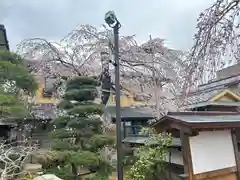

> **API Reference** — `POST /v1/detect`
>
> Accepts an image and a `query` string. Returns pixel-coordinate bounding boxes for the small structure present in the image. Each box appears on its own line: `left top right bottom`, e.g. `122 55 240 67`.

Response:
0 122 15 140
152 111 240 180
104 105 154 145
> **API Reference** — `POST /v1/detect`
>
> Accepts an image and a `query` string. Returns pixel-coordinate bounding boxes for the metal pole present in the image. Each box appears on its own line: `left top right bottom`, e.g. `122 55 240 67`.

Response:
114 22 123 180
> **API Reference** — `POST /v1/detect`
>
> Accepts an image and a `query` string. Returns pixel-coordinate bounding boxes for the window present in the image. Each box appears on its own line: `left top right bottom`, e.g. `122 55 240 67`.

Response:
124 124 145 137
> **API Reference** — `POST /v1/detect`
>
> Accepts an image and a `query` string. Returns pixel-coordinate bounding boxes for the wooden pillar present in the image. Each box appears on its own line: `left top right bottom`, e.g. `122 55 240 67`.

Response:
123 121 126 138
231 129 240 179
180 130 194 180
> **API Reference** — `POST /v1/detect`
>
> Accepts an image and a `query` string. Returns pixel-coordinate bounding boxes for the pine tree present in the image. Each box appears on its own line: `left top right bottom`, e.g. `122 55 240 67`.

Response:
0 50 37 120
0 50 37 94
47 76 115 179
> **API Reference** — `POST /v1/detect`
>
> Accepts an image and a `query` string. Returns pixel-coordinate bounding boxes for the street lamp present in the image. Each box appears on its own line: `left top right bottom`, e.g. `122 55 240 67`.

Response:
104 11 123 180
0 24 10 51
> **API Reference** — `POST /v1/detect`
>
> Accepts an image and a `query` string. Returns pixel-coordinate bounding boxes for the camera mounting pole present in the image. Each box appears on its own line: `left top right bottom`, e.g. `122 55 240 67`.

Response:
104 11 123 180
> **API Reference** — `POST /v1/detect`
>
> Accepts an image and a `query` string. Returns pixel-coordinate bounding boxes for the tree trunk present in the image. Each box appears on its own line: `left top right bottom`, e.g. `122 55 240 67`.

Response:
153 164 162 180
71 163 78 179
72 136 82 179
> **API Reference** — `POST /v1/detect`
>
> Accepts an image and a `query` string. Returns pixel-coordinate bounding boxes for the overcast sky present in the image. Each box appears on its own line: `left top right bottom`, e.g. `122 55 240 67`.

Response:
1 0 213 51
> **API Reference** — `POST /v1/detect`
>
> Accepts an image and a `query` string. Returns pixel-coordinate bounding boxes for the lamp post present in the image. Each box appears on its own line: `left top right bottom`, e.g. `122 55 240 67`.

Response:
104 11 123 180
0 24 10 51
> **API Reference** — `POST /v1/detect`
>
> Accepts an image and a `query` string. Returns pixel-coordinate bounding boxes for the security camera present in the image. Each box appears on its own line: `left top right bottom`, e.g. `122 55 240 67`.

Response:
104 11 118 27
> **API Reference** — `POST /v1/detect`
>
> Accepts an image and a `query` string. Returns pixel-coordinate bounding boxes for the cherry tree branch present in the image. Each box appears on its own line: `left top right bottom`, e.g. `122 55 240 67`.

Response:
185 0 240 93
17 24 187 110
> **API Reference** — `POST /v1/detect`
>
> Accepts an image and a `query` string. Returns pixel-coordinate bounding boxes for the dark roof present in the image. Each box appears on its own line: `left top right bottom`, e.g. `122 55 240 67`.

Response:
199 73 240 89
216 63 240 80
0 25 9 51
185 87 224 105
183 101 240 110
122 136 181 147
122 136 148 144
168 114 240 124
152 111 240 130
0 119 17 126
105 105 155 122
184 74 240 106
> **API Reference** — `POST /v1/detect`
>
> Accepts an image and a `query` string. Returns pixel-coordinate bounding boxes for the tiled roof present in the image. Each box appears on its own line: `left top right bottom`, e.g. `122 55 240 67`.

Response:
168 114 240 123
185 88 224 105
0 24 9 51
152 112 240 129
105 106 155 121
122 136 148 144
183 101 240 109
122 136 181 146
184 74 240 105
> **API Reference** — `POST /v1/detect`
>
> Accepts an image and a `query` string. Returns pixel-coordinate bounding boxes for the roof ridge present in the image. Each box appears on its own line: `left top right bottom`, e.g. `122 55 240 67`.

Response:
188 86 224 96
167 111 240 116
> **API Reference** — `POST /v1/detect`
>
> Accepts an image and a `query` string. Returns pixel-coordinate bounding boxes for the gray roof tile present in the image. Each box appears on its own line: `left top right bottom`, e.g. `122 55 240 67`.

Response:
122 136 181 147
0 24 9 50
185 88 224 105
183 101 240 109
105 106 155 121
168 114 240 123
184 75 240 105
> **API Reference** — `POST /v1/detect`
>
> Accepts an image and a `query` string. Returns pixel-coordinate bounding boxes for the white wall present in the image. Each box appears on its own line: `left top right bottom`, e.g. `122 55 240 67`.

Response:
189 130 236 174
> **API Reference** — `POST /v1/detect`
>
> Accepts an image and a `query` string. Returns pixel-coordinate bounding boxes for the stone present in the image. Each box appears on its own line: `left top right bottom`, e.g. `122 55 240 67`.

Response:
24 163 42 172
34 174 62 180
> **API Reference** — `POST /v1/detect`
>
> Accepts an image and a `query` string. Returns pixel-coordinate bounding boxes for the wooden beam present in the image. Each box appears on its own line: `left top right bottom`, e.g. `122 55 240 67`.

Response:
154 120 199 138
153 121 170 133
171 123 199 137
170 123 192 135
180 130 194 180
191 123 240 130
231 130 240 179
194 166 237 180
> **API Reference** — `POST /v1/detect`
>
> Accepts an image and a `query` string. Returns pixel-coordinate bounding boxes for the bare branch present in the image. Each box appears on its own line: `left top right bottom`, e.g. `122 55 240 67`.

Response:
0 140 38 180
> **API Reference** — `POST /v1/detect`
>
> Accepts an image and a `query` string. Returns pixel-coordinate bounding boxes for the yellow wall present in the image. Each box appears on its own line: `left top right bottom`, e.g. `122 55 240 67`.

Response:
217 96 236 102
33 76 56 104
107 92 144 107
33 75 145 106
210 89 240 102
